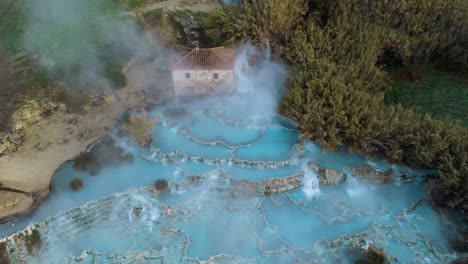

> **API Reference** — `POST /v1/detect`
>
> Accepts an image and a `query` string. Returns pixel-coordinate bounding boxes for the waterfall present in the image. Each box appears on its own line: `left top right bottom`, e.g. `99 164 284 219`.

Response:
126 194 160 233
345 175 367 198
302 162 320 198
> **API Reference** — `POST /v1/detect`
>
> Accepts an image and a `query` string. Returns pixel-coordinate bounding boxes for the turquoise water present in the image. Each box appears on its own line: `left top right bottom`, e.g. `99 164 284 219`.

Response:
0 49 462 263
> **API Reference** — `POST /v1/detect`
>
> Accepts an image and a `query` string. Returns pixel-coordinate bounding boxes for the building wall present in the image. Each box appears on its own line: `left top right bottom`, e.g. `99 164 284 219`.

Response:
172 69 235 96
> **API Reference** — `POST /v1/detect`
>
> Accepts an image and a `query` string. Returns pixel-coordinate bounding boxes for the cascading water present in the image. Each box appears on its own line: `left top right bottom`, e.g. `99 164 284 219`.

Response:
126 194 160 232
0 45 461 264
302 162 321 198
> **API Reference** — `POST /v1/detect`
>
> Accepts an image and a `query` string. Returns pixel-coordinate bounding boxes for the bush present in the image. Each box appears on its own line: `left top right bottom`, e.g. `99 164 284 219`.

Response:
203 0 307 54
122 114 158 147
73 136 133 175
154 179 169 192
204 0 468 210
73 152 101 176
70 178 84 191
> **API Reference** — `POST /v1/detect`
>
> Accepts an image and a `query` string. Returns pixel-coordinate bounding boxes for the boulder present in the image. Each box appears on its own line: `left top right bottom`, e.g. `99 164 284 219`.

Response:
11 99 59 131
350 165 393 183
356 244 389 264
0 132 24 156
308 162 347 185
256 173 304 195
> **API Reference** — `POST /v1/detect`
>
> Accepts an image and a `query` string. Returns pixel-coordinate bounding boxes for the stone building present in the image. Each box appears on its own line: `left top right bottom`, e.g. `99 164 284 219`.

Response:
170 47 235 96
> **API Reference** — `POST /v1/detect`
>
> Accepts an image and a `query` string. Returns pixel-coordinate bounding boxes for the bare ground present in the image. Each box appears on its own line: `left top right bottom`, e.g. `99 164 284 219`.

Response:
0 40 171 220
0 99 121 220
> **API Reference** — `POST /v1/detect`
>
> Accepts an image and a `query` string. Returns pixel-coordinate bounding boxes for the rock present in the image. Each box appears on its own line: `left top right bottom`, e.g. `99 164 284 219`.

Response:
356 244 389 264
349 165 393 183
91 97 106 108
11 99 58 132
133 206 142 217
188 175 204 186
103 94 114 104
0 239 9 264
58 103 67 112
65 115 80 125
0 132 23 156
39 101 57 116
255 173 304 195
229 173 304 196
0 141 7 156
308 162 347 185
453 258 468 264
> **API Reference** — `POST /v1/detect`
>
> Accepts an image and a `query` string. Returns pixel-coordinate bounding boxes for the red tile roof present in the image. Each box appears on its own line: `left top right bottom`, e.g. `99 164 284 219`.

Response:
171 47 235 70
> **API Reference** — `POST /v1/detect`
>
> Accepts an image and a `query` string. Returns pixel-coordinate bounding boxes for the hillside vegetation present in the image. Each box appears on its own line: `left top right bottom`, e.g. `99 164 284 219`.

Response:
203 0 468 211
386 66 468 126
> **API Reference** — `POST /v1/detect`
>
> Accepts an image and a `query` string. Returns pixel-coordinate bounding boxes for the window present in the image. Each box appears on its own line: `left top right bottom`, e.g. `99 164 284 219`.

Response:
185 73 190 78
213 73 219 79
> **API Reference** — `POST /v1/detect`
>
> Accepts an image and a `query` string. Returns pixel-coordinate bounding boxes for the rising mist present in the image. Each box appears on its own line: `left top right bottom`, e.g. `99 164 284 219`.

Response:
22 0 164 91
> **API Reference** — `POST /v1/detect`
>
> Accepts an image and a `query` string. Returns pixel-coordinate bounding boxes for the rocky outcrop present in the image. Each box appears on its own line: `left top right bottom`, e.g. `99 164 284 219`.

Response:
168 171 304 197
0 93 121 220
356 244 389 264
349 165 393 184
0 99 66 157
254 173 304 195
310 162 397 185
0 132 24 157
0 225 42 263
308 162 347 185
188 173 305 196
11 99 64 132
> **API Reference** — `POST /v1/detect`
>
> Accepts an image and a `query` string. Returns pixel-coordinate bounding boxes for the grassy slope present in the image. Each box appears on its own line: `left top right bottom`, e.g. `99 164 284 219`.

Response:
0 0 25 53
0 0 125 122
386 67 468 126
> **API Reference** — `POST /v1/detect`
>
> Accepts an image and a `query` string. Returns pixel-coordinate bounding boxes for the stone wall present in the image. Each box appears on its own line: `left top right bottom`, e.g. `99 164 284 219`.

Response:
172 69 234 96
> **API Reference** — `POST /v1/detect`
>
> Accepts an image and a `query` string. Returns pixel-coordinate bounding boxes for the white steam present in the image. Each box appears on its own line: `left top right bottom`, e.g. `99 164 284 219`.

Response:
22 0 164 90
232 44 288 120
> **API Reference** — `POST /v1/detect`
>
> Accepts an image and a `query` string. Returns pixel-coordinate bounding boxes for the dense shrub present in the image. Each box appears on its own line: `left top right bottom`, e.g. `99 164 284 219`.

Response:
204 0 307 54
203 0 468 210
